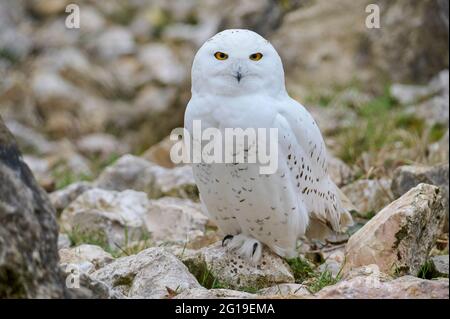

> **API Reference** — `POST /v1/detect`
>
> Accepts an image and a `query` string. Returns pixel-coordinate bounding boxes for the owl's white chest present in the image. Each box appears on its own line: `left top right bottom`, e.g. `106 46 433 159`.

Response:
186 94 305 257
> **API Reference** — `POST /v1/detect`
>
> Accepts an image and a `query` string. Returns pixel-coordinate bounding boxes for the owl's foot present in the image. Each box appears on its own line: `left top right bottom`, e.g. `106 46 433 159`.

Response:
222 234 234 247
223 234 262 264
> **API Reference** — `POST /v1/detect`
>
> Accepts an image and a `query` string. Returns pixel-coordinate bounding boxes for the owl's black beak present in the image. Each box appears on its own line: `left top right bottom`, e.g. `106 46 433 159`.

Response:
235 71 242 83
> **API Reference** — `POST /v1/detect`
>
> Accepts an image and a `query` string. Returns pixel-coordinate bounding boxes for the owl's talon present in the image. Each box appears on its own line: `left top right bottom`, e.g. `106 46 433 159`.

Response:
222 234 234 247
252 242 258 256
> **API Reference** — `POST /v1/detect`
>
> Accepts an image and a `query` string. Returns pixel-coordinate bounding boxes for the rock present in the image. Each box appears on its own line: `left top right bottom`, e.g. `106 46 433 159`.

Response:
430 255 449 278
60 188 149 248
141 136 178 168
22 155 53 190
27 0 69 16
94 155 158 194
428 130 449 164
95 155 198 200
91 248 201 298
90 26 136 60
76 133 129 159
272 0 448 93
59 244 114 274
341 178 392 217
344 184 446 276
77 6 105 34
58 233 71 250
5 120 57 155
50 181 93 214
152 165 198 200
138 43 186 85
60 264 122 299
318 250 345 278
316 265 448 299
408 70 449 126
327 155 354 187
145 197 208 244
391 164 449 231
368 1 449 84
309 105 358 137
0 1 32 63
31 70 80 112
174 288 256 299
391 84 434 105
0 117 67 298
183 242 294 290
258 284 311 297
134 85 177 115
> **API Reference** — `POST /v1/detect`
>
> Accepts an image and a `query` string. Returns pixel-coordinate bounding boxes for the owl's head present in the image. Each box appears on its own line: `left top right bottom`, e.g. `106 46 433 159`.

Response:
191 29 286 97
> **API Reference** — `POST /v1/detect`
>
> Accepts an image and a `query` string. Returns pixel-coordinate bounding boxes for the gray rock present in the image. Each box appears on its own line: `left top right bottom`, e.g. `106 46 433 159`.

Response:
391 164 449 231
145 197 208 244
59 244 114 274
138 43 186 85
58 233 71 250
428 130 449 164
258 283 311 297
182 242 294 290
60 188 149 248
342 178 392 217
316 265 448 299
0 117 68 298
409 70 449 126
76 133 129 159
327 155 354 187
316 249 346 279
91 248 201 298
174 288 256 299
60 264 122 299
430 255 449 278
94 155 157 194
90 26 136 60
344 184 446 276
391 83 433 105
50 181 93 214
95 155 198 200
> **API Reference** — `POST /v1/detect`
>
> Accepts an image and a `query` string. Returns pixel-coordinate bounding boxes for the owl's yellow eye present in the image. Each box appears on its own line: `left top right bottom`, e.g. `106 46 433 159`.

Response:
214 52 228 60
249 53 263 61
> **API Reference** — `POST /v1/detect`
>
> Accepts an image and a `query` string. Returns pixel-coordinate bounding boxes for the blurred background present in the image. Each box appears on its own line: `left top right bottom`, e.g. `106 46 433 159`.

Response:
0 0 448 193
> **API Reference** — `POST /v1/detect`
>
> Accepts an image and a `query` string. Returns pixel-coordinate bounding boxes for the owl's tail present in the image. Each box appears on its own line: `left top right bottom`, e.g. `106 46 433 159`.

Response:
304 184 355 241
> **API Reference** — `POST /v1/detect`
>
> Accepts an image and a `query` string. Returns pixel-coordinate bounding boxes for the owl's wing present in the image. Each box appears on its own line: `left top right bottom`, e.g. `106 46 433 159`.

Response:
274 97 353 239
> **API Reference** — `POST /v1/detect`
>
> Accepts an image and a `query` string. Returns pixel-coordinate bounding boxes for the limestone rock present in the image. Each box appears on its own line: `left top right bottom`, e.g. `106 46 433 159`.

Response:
430 255 449 278
58 233 71 250
145 197 208 244
90 26 136 60
59 244 114 273
91 248 201 298
258 284 311 297
344 184 446 276
391 164 449 231
94 155 157 194
50 181 93 214
0 117 67 298
60 188 149 248
183 242 294 290
316 265 449 299
141 136 178 168
342 178 392 217
174 288 256 299
327 155 354 187
76 133 129 159
95 155 198 200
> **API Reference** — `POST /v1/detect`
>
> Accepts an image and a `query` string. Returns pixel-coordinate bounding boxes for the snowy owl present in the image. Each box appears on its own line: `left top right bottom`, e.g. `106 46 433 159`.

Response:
184 29 353 263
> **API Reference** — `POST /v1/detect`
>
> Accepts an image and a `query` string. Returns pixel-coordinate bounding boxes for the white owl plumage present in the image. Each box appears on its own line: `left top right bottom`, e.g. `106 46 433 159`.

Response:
184 29 353 263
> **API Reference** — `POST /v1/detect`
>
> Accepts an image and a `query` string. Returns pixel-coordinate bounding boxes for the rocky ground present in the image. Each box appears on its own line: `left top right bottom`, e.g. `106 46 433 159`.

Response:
0 0 449 299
